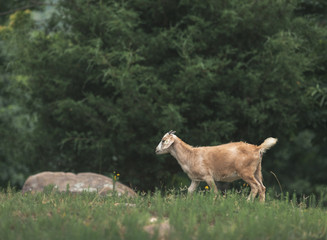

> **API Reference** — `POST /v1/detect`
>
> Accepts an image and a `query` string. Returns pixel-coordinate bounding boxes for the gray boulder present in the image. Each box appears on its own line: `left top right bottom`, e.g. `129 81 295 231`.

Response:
22 171 137 197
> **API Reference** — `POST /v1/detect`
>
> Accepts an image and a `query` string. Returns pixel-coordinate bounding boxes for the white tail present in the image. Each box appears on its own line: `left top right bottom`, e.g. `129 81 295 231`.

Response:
259 137 278 153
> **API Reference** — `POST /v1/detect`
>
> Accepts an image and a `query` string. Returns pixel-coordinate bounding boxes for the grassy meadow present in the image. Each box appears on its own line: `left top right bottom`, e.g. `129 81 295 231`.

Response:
0 187 326 240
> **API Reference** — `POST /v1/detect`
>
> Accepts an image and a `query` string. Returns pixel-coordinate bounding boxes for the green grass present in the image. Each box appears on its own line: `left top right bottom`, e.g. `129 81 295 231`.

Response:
0 188 326 240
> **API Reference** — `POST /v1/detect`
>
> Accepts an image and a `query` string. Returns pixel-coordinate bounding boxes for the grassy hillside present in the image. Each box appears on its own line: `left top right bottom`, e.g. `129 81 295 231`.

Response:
0 188 326 240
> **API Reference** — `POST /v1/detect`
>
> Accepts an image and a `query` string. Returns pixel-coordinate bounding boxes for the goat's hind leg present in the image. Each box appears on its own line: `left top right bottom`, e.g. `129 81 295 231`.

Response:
254 162 266 202
242 175 261 201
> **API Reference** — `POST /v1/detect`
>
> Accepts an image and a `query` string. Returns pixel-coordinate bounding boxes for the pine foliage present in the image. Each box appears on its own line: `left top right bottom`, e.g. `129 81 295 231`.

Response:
0 0 327 191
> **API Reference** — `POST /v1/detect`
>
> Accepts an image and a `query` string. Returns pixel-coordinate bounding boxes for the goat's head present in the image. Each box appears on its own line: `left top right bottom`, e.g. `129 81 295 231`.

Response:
155 130 176 154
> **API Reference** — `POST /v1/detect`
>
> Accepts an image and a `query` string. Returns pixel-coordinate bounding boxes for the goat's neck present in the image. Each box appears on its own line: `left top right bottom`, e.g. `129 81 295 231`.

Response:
170 137 194 166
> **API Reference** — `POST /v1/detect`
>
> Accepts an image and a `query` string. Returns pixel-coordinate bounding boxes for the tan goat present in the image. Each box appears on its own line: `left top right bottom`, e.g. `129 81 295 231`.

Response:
155 130 277 202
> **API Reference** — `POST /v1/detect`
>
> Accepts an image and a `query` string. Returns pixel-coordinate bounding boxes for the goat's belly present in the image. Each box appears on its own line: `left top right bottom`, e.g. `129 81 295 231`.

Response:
216 172 240 182
181 165 206 181
187 172 206 181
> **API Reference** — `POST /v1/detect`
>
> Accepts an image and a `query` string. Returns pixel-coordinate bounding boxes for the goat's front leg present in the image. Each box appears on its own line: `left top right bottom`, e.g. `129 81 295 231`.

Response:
204 176 219 193
187 180 200 194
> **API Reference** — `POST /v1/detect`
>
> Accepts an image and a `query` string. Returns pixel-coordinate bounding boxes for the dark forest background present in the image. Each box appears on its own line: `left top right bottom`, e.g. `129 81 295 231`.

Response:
0 0 326 194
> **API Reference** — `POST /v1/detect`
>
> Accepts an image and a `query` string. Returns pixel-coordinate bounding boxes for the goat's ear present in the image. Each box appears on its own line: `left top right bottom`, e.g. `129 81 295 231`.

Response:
163 136 175 148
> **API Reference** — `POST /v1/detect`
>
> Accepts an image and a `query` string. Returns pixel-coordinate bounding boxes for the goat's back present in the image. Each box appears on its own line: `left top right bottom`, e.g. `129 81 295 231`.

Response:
198 141 259 158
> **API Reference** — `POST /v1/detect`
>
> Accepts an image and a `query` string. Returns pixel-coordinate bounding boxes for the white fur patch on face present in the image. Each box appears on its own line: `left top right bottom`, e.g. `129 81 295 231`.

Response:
157 141 162 151
156 140 167 154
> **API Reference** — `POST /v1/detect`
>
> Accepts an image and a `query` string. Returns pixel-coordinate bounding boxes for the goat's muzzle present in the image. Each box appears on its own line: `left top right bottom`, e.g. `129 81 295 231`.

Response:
155 148 165 155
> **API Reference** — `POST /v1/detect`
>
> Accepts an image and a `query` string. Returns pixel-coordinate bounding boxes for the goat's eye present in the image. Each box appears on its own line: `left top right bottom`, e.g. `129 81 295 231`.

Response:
162 140 165 143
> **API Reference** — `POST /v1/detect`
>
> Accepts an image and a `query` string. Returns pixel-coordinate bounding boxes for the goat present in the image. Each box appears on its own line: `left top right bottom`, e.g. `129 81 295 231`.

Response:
155 130 277 202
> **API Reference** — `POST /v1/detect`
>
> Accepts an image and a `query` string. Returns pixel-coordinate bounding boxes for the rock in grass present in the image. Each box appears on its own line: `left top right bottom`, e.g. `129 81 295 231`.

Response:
21 172 137 197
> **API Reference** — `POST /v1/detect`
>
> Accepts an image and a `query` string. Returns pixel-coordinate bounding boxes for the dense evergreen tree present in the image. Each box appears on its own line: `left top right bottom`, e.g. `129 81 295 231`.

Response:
0 0 326 192
0 3 42 186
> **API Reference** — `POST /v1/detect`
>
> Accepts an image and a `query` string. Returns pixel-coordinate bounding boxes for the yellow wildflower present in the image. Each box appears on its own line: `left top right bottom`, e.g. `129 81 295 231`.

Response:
205 186 209 190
